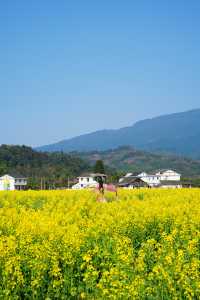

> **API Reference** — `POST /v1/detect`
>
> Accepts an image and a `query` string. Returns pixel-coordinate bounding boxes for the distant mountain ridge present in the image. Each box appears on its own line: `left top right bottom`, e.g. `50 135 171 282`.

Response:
37 109 200 159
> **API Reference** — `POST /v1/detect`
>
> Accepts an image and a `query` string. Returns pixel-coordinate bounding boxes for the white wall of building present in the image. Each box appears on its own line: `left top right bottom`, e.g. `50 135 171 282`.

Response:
0 175 15 191
72 176 98 189
155 170 181 181
138 172 160 187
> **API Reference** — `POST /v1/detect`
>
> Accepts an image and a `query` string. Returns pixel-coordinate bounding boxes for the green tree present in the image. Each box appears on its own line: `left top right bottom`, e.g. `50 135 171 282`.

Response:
0 145 91 189
94 160 105 174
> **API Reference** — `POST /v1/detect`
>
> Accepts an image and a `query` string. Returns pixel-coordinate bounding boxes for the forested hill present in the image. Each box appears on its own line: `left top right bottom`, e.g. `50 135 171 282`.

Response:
1 145 200 189
78 146 200 177
0 145 90 188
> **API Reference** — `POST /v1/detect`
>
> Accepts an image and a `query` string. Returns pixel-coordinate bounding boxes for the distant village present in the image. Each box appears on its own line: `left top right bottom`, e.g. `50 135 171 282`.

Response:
0 169 193 191
71 169 184 189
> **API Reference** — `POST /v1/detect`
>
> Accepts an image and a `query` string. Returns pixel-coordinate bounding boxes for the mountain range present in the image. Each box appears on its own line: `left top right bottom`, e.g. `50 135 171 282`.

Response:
37 109 200 159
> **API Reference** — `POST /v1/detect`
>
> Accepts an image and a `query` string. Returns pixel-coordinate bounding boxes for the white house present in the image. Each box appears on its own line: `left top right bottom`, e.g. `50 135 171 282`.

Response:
155 170 182 188
119 172 161 188
138 172 160 187
72 173 106 189
119 169 182 189
0 174 27 191
155 169 181 181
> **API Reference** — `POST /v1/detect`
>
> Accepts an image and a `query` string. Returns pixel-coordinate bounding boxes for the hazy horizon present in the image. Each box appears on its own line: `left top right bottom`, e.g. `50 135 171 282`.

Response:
1 1 200 146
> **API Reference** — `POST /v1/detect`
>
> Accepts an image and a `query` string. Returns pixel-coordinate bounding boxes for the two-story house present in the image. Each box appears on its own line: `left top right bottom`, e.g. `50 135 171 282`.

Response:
0 174 27 191
72 173 106 189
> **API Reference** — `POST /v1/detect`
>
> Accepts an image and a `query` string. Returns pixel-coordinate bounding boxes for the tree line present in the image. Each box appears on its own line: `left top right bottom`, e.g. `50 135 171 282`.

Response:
0 145 120 189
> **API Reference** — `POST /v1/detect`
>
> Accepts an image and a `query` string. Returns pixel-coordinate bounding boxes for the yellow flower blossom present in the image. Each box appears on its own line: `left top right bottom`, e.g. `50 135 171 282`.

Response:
0 189 199 299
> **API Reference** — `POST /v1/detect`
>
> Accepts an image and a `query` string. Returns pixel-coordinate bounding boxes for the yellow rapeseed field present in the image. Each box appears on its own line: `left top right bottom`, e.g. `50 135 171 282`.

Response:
0 189 199 299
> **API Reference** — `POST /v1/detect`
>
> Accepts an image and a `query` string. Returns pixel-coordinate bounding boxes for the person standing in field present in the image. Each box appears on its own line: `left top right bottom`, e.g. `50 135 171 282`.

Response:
95 175 106 202
95 174 118 202
98 176 104 194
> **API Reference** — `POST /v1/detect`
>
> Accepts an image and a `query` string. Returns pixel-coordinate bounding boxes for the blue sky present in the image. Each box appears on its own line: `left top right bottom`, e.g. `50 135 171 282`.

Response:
1 1 200 146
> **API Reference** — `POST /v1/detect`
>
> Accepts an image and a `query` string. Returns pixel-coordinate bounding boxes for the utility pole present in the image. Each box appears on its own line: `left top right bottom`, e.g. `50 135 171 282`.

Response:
43 178 46 190
67 176 70 189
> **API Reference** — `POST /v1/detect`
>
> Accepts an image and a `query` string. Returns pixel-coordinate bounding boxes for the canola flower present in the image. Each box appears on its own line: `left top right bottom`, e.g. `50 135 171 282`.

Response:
0 189 199 299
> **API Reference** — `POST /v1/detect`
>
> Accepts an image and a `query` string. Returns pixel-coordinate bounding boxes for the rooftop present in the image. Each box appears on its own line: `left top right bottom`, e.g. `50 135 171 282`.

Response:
155 169 180 175
0 173 26 179
118 177 150 187
78 173 107 178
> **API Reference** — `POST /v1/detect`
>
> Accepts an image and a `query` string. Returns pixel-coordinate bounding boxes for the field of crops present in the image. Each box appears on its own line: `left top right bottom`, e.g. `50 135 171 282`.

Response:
0 189 199 299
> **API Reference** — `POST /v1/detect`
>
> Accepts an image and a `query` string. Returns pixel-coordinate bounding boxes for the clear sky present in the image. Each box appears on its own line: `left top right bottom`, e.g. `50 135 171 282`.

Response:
1 1 200 146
